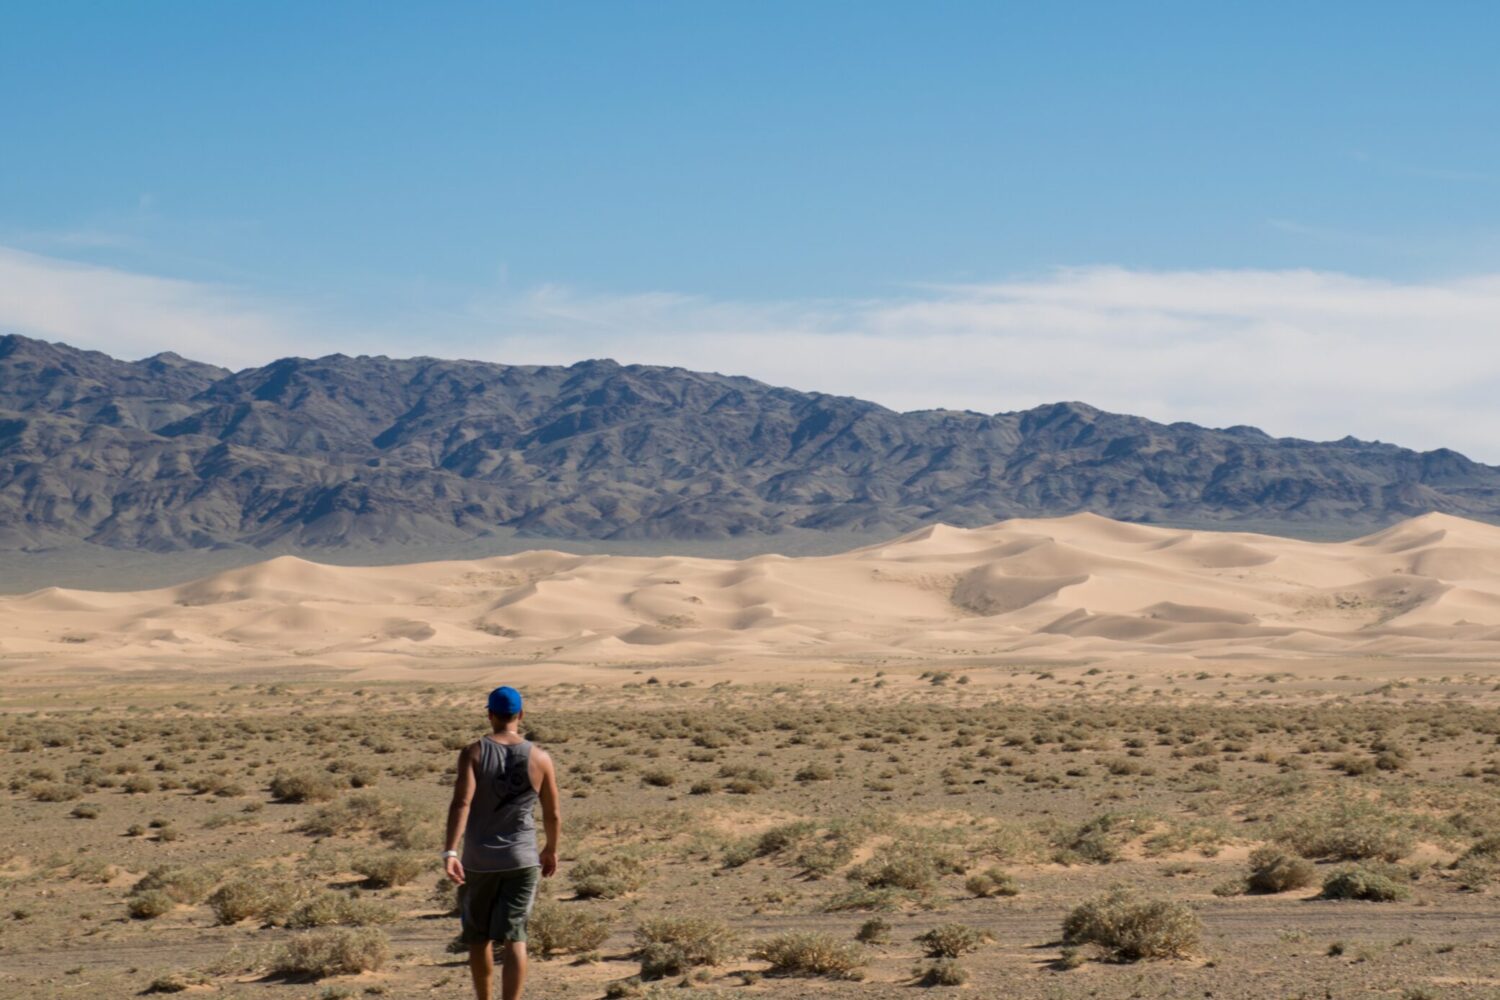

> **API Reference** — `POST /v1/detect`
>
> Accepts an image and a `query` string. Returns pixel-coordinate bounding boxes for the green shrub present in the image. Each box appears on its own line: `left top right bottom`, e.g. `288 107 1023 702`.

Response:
285 892 399 929
964 867 1018 898
128 890 176 920
351 851 425 888
144 971 211 993
1274 800 1415 862
916 924 990 958
1062 887 1200 961
1246 848 1317 893
570 855 648 899
1320 865 1412 901
917 958 968 986
752 932 866 979
271 928 389 977
855 918 891 944
635 916 738 979
529 900 612 958
133 866 219 905
28 782 81 802
299 793 407 837
847 841 963 893
1052 812 1152 865
271 771 343 804
208 874 309 925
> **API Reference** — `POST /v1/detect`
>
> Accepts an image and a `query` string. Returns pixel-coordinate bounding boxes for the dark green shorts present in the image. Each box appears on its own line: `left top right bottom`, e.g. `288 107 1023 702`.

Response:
459 866 541 944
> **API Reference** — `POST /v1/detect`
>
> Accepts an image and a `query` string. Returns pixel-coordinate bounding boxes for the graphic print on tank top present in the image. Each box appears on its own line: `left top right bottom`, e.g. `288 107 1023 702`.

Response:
491 744 533 812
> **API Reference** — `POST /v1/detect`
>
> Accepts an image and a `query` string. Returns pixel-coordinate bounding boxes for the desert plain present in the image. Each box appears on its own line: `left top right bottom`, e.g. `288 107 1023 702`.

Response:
3 512 1500 999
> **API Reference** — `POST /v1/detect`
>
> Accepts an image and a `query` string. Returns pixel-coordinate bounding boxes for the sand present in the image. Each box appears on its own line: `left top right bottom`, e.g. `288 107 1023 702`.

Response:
4 511 1500 682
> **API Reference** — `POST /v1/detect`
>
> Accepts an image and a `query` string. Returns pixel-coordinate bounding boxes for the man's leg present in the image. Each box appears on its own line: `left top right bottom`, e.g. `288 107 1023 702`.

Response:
499 941 527 1000
468 941 494 1000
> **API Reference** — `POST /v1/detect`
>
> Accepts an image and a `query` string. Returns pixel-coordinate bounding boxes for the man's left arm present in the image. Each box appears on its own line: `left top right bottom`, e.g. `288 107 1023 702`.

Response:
536 749 562 877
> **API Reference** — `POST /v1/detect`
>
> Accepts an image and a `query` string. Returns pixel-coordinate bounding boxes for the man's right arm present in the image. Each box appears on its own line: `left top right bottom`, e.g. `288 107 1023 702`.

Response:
443 744 476 884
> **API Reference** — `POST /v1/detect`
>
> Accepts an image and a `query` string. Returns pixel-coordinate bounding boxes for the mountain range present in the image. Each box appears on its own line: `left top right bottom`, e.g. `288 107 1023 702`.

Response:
4 333 1499 557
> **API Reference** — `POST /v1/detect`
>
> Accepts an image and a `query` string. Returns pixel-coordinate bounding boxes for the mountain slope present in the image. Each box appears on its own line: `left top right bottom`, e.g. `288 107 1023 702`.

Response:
3 333 1499 553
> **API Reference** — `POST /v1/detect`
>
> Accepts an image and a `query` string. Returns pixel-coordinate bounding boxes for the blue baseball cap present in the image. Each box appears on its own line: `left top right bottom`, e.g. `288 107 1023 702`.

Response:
487 685 523 715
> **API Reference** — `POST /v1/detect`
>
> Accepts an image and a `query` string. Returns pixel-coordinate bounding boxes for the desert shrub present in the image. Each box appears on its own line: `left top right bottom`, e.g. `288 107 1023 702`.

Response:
1320 865 1412 901
855 917 891 944
188 773 246 797
1143 819 1230 857
133 866 219 904
299 793 405 837
847 840 963 893
1051 812 1153 865
917 958 969 986
271 771 343 804
570 855 648 899
916 923 991 958
1452 836 1500 890
271 928 389 977
209 873 310 925
70 803 100 819
128 890 177 919
717 764 777 793
635 916 739 978
1274 800 1415 862
796 763 834 782
1334 754 1377 776
123 774 158 794
28 782 82 802
752 932 866 979
351 850 425 888
640 768 676 788
68 858 117 883
529 900 612 958
144 971 211 993
1246 847 1316 893
285 892 399 929
1062 887 1200 961
964 867 1019 898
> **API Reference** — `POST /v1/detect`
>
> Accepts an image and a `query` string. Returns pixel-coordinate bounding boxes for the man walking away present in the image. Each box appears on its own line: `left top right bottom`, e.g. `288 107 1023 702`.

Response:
443 686 561 1000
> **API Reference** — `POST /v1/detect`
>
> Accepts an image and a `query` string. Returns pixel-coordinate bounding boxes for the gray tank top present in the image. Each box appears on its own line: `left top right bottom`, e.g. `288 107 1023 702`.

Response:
462 737 541 872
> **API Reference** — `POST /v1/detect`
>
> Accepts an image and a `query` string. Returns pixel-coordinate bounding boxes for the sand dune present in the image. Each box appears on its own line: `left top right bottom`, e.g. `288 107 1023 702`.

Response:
6 512 1500 676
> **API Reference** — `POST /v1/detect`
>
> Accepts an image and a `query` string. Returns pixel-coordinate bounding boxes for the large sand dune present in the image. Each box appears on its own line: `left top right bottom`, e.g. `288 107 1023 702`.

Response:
6 512 1500 677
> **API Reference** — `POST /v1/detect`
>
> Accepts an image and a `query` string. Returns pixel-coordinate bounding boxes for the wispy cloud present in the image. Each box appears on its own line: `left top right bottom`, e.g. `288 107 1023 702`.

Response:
3 245 1499 463
0 246 345 368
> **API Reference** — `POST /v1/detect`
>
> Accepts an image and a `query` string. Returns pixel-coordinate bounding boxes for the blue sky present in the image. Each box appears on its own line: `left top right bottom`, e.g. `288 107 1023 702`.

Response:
2 2 1499 458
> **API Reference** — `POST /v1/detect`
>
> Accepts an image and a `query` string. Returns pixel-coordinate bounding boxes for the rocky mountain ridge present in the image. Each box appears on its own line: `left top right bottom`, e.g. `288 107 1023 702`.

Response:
3 333 1498 553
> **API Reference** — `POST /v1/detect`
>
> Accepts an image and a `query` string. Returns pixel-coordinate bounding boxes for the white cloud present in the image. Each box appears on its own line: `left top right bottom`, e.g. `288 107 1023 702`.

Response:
0 246 339 368
3 245 1499 462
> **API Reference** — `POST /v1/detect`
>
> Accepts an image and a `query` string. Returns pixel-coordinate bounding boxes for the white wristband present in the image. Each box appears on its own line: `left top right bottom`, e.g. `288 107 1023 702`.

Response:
442 850 458 859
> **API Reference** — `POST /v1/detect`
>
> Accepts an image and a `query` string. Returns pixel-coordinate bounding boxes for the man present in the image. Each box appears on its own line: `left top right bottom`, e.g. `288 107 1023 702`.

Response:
444 686 562 1000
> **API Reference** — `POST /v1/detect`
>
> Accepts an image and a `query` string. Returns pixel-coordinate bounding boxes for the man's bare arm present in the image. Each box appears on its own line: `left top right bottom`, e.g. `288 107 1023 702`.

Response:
536 748 562 877
443 744 477 883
